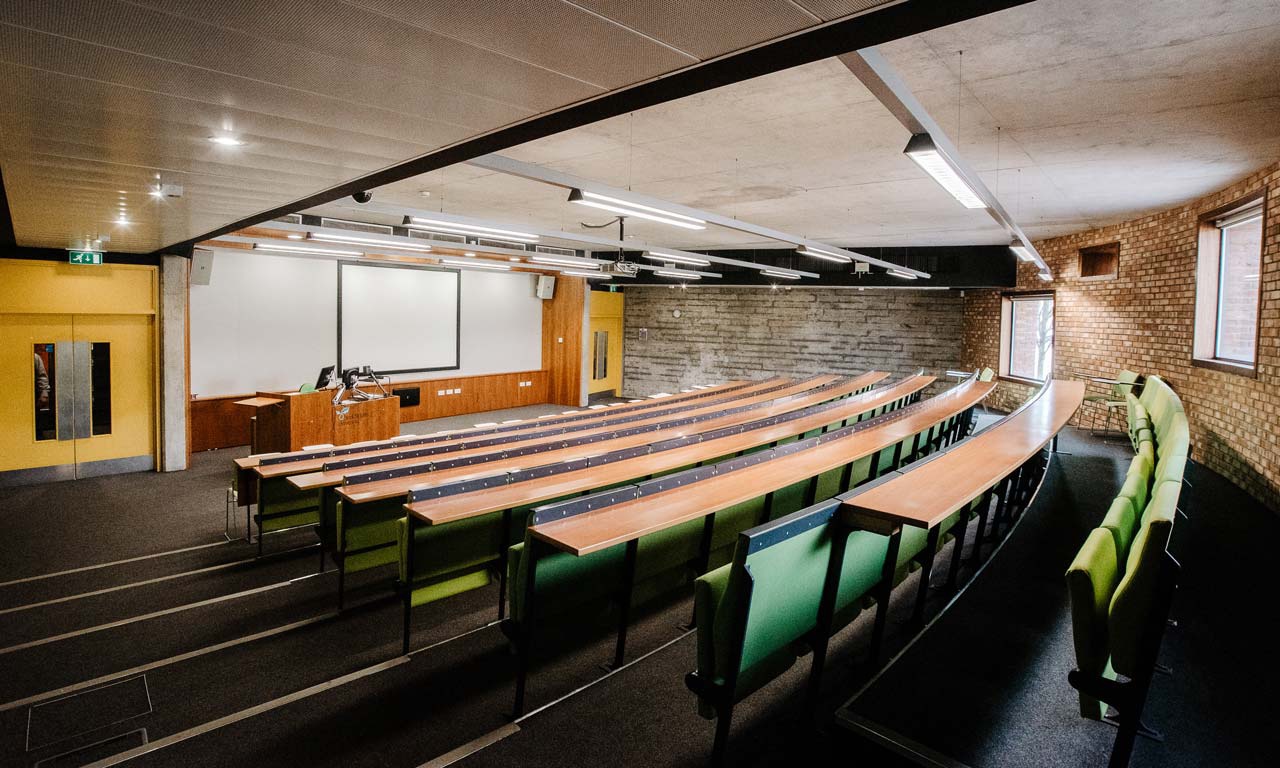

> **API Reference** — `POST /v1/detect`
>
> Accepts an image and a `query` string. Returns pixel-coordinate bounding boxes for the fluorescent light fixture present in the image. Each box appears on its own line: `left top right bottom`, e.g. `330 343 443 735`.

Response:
656 269 702 280
308 232 432 253
253 243 362 257
208 135 244 146
903 133 986 209
439 258 511 271
642 251 711 267
1009 239 1034 262
887 268 918 280
405 216 538 242
531 255 599 269
149 188 163 198
508 257 522 262
563 270 612 279
286 233 305 240
762 269 802 280
464 252 476 257
1038 271 1052 281
568 189 706 230
797 246 853 264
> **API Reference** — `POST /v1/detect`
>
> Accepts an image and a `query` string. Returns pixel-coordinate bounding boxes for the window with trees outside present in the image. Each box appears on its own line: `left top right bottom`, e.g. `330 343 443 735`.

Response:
1001 293 1054 383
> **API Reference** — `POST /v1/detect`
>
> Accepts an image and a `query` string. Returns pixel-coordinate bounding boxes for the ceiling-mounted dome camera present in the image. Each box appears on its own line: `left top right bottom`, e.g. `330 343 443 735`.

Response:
352 191 373 204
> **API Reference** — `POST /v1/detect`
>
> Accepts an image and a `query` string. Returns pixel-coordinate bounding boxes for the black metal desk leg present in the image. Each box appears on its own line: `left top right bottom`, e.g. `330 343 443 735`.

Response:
513 539 542 718
497 508 512 620
912 526 942 626
337 501 347 612
805 524 851 713
870 527 903 664
947 506 972 593
611 538 640 669
402 514 416 655
685 513 717 629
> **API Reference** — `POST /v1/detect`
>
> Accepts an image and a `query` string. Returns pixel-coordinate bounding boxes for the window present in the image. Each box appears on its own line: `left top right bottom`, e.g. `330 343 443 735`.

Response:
1000 293 1054 383
1194 193 1265 374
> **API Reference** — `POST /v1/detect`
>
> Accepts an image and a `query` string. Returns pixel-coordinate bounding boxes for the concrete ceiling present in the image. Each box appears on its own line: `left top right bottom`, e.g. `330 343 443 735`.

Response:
0 0 898 252
306 0 1280 252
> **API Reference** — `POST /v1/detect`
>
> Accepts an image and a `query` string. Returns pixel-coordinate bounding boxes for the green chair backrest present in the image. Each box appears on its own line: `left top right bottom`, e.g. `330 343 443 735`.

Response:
979 367 996 382
1065 528 1120 718
299 382 317 394
1113 370 1140 399
1117 455 1153 512
1100 496 1138 562
1157 416 1190 459
1109 484 1177 676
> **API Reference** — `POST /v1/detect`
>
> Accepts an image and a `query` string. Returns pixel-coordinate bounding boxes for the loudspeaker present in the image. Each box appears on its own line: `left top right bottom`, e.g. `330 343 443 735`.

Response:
535 275 556 300
191 248 214 286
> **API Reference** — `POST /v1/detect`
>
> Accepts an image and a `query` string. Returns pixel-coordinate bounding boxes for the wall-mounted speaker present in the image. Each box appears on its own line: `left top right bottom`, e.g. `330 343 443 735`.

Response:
191 248 214 286
535 275 556 300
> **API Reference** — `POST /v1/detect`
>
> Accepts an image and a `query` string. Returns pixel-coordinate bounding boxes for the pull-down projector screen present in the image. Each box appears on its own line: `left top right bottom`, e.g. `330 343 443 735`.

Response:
339 261 460 374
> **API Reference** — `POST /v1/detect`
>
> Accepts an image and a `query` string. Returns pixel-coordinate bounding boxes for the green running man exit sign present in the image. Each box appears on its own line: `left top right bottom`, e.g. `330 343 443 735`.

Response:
68 250 103 265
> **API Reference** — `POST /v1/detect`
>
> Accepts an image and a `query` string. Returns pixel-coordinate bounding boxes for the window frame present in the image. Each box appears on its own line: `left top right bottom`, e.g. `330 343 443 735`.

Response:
1192 190 1266 378
999 290 1056 385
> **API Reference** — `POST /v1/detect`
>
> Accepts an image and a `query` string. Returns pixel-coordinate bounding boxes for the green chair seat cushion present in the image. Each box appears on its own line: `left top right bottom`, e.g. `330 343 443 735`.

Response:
1109 516 1173 676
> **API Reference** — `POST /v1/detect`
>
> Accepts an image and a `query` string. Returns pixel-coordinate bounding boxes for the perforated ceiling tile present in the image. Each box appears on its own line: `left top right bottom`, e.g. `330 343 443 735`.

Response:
568 0 816 59
792 0 894 22
342 0 698 88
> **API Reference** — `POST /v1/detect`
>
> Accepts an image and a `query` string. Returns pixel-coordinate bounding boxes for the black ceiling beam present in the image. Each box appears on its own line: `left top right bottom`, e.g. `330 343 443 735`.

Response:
154 0 1035 256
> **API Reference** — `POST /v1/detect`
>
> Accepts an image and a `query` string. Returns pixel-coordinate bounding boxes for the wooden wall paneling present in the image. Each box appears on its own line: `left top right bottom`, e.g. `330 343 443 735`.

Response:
543 277 586 406
190 395 253 452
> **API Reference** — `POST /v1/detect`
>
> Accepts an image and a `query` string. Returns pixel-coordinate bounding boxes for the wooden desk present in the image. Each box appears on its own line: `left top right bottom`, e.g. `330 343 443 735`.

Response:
806 378 1084 681
530 379 995 556
234 396 284 409
319 375 858 501
406 375 936 528
510 376 993 714
232 378 753 475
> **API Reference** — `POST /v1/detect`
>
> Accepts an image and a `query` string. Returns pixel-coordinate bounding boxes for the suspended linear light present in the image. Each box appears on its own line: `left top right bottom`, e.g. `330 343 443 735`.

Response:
405 216 539 242
642 251 711 267
308 232 432 253
439 258 511 271
1038 271 1053 281
286 233 305 240
887 268 918 280
796 246 852 264
530 255 599 268
208 135 244 146
656 269 702 279
903 133 986 210
563 270 612 279
1009 239 1035 262
762 269 802 280
254 243 362 257
568 189 706 230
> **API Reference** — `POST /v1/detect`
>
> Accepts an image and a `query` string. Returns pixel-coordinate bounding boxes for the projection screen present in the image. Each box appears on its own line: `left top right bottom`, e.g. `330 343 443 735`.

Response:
338 261 460 374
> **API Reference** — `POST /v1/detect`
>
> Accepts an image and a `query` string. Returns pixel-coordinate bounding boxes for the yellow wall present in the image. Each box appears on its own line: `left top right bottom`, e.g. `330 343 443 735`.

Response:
0 258 157 315
588 290 624 395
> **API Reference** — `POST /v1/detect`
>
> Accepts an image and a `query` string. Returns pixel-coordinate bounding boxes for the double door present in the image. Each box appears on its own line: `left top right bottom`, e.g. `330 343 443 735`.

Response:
0 313 155 484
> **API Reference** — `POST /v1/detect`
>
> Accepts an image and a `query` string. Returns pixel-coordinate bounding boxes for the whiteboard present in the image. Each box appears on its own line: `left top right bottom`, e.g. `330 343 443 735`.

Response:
339 262 459 373
189 250 337 397
191 250 544 397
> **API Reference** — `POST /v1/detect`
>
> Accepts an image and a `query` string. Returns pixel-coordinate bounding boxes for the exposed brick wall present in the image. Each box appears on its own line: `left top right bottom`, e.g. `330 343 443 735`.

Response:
964 161 1280 512
622 286 964 399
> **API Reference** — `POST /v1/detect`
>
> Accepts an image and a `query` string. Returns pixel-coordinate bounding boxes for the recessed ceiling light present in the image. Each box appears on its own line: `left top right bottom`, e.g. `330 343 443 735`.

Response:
208 136 244 147
149 188 163 198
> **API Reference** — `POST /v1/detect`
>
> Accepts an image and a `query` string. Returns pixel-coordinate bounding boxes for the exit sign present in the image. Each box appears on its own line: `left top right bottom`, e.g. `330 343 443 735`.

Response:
68 250 103 265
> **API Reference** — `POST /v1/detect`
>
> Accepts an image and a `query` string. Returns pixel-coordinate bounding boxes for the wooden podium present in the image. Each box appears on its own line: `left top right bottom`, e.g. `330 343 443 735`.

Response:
236 390 399 454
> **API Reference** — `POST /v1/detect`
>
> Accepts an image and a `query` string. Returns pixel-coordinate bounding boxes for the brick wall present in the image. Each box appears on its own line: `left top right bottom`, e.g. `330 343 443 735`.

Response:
622 286 964 399
964 161 1280 512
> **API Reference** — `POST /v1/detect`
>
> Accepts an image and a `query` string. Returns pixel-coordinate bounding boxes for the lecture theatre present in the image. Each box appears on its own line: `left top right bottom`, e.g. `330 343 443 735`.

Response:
0 1 1277 766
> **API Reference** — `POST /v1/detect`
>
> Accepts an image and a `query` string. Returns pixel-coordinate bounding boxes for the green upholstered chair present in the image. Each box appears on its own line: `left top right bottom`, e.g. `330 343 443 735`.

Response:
1066 528 1121 719
1085 370 1139 438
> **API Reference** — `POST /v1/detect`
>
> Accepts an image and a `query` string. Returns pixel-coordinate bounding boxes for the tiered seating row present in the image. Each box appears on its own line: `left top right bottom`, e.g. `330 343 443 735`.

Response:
688 378 1081 763
395 374 936 651
512 374 999 721
1066 375 1189 768
315 375 883 606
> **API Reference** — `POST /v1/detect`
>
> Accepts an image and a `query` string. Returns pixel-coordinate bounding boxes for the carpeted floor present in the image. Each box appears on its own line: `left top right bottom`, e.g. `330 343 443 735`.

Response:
0 414 1274 768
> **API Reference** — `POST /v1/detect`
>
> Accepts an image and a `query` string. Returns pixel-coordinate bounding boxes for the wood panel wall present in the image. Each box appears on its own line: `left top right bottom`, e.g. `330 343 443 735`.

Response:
543 276 586 407
189 369 551 451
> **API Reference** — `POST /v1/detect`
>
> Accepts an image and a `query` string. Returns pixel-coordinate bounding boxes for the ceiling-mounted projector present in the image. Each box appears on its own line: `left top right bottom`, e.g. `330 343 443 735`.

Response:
607 261 640 276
